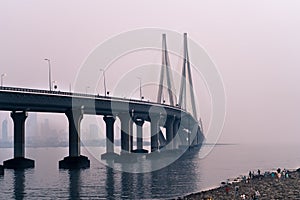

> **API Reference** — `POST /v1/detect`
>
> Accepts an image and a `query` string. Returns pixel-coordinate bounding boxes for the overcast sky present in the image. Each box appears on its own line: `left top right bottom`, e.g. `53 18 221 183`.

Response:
1 1 300 144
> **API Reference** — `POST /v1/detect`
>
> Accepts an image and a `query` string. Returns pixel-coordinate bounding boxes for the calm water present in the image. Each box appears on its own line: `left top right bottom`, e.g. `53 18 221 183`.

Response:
0 144 299 199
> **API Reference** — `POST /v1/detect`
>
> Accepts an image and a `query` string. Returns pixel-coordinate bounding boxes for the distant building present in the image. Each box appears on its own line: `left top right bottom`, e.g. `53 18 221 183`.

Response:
41 118 50 138
2 119 8 141
26 113 38 138
89 124 99 140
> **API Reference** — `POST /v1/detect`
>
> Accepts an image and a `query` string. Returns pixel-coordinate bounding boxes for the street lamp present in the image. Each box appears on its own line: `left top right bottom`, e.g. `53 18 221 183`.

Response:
44 58 52 91
52 81 57 90
100 69 107 96
69 83 72 93
86 86 90 94
1 73 6 87
137 77 143 100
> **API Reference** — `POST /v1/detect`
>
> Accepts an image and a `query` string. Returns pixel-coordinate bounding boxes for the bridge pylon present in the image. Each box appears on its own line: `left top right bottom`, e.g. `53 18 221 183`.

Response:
157 34 176 106
178 33 198 119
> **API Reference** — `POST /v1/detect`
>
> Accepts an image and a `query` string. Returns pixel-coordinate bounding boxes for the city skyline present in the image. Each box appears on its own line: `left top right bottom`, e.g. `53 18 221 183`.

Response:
1 1 300 145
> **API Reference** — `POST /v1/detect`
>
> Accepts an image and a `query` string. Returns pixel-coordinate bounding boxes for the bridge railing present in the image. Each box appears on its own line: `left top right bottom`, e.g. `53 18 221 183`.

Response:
0 86 188 113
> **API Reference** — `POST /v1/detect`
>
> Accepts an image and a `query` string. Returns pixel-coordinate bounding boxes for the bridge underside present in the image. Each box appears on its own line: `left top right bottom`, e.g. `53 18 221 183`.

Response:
0 33 205 169
0 105 203 169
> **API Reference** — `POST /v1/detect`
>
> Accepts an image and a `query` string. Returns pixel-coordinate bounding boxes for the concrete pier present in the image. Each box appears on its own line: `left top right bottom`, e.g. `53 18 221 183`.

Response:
150 115 160 152
119 113 131 154
173 118 180 149
115 113 138 163
129 119 133 152
0 165 4 175
165 116 175 149
132 119 148 153
101 116 119 160
4 111 34 169
59 108 90 169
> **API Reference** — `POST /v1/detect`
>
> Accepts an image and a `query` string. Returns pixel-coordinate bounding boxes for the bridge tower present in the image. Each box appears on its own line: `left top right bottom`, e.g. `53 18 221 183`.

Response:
178 33 197 119
178 33 204 146
157 34 176 106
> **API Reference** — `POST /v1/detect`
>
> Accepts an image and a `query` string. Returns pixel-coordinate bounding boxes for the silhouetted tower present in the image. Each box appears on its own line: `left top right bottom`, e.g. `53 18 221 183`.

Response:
26 112 38 138
2 119 8 141
89 124 99 140
178 33 198 119
157 34 176 106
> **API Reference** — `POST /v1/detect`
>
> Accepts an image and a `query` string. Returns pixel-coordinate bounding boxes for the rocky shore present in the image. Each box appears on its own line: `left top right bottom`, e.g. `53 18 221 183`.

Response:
179 168 300 200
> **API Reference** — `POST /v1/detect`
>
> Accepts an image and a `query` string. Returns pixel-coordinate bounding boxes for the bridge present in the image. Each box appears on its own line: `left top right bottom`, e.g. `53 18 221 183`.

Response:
0 33 204 170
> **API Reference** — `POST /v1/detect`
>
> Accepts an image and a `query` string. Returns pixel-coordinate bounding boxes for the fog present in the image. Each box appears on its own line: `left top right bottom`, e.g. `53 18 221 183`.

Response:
1 1 300 144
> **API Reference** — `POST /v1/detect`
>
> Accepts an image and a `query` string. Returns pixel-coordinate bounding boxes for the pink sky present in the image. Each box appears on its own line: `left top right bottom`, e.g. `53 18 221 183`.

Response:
1 1 300 144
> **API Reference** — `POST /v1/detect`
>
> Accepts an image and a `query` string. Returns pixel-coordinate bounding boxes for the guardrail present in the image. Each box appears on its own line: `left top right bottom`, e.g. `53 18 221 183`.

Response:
0 86 184 111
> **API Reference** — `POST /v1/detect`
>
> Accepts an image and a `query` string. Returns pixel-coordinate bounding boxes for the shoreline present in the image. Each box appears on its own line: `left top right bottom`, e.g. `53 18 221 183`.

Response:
178 168 300 200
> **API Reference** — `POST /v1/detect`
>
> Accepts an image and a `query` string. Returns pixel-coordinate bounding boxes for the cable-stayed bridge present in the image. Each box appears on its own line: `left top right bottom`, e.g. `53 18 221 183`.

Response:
0 33 204 170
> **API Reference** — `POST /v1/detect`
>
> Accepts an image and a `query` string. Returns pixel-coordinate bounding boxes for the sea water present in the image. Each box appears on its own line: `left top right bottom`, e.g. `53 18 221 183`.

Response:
0 144 299 199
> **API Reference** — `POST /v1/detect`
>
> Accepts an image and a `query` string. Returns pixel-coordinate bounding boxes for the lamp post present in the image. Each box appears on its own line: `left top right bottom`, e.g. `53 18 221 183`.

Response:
52 81 57 90
69 83 72 93
173 93 178 106
1 73 6 87
44 58 52 91
86 86 90 94
137 77 143 100
100 69 107 96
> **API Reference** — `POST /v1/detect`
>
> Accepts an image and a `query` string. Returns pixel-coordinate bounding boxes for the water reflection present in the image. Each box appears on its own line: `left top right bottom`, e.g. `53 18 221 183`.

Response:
3 145 300 199
68 170 82 200
106 164 115 199
9 154 201 199
102 154 201 199
121 170 134 198
13 170 25 200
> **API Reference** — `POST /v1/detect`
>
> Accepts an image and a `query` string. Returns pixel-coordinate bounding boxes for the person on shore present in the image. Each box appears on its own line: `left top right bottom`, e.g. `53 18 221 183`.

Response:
240 194 246 199
225 185 229 195
242 175 247 183
234 186 239 197
257 169 260 176
277 172 281 180
255 190 260 199
249 171 252 179
271 172 275 178
277 168 281 174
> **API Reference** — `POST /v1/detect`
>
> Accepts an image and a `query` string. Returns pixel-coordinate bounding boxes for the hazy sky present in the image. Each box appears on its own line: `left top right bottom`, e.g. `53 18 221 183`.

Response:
1 1 300 144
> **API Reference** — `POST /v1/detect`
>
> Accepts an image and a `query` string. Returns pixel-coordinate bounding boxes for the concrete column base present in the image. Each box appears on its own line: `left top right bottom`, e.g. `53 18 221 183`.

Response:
3 157 34 169
131 149 148 154
101 152 119 160
114 152 137 163
146 151 161 160
0 165 4 175
146 149 183 160
160 148 183 156
59 155 90 169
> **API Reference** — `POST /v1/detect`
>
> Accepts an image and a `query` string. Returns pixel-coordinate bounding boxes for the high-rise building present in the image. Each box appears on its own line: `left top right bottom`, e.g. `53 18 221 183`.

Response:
40 118 50 138
2 119 8 142
26 112 38 138
89 124 99 140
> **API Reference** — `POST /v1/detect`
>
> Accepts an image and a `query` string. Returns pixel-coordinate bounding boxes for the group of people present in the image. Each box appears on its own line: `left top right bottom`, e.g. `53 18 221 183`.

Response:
263 168 290 180
220 168 291 199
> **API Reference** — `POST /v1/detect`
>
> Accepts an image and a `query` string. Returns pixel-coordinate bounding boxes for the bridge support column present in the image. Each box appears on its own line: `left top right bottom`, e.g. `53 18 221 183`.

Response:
132 119 148 153
129 119 133 152
165 116 175 150
191 121 199 146
59 108 90 169
114 113 137 163
4 111 34 169
150 116 160 152
101 116 119 160
118 114 131 154
173 118 181 149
